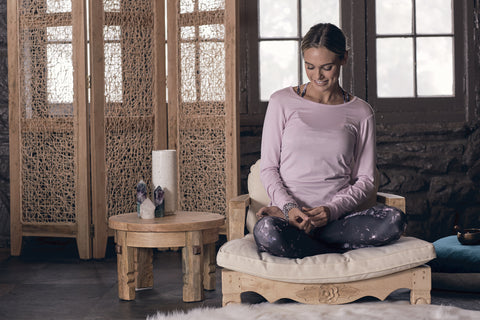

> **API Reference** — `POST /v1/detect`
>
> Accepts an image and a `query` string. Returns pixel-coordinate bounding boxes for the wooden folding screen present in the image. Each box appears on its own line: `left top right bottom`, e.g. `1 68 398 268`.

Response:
167 0 239 218
89 0 166 258
9 0 166 259
8 0 91 258
9 0 237 259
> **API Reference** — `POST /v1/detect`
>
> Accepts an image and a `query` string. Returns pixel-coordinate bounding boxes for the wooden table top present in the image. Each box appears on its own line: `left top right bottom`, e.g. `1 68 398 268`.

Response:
108 211 225 232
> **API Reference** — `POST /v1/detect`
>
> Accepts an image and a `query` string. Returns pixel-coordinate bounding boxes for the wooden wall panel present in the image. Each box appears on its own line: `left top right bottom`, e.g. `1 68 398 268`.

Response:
167 0 239 216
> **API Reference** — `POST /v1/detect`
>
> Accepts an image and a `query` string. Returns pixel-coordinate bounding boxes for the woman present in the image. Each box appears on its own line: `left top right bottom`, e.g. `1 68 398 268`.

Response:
254 23 406 259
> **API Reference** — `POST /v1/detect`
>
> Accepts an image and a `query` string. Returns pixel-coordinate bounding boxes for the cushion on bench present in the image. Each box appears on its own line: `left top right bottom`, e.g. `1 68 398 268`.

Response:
217 234 436 284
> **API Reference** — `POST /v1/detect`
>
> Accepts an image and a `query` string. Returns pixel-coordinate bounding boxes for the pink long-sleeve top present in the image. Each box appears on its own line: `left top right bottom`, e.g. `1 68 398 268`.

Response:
260 87 377 221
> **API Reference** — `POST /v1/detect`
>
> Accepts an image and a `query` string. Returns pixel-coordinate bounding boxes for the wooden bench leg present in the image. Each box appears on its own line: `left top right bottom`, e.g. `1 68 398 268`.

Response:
221 270 242 306
10 233 22 256
115 231 136 300
182 230 204 302
410 265 431 304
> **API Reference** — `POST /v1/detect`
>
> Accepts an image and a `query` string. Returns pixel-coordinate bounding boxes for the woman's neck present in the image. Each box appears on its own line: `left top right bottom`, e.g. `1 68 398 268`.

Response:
304 85 345 105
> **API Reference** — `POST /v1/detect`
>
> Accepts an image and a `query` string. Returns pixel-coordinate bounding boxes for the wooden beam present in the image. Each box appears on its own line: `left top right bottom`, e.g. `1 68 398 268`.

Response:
73 0 92 260
225 0 240 214
8 0 22 256
89 0 108 259
153 0 167 150
167 0 178 151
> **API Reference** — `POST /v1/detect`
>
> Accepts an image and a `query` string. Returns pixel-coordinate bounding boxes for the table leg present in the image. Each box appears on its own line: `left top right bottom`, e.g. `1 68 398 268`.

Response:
203 242 216 290
135 247 153 290
115 231 136 300
182 230 204 302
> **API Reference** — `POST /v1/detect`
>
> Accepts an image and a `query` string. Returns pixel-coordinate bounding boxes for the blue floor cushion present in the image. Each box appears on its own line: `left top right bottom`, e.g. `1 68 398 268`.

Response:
429 235 480 273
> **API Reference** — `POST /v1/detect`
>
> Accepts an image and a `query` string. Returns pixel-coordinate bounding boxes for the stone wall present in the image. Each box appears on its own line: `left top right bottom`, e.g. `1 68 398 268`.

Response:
374 4 480 241
376 123 480 241
0 0 8 248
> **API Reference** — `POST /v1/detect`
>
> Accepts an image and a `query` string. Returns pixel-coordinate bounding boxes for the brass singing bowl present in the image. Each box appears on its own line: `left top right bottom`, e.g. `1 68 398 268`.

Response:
457 228 480 245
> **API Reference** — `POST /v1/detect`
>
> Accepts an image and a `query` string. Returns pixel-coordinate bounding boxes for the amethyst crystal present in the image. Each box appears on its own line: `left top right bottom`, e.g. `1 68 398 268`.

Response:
154 186 165 218
136 180 148 216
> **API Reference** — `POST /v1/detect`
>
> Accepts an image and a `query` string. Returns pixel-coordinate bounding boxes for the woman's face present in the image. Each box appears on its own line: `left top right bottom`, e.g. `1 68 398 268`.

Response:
303 47 347 93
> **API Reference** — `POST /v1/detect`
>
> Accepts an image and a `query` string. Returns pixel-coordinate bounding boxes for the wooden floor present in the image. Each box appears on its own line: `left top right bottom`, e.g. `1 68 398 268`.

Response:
0 237 479 320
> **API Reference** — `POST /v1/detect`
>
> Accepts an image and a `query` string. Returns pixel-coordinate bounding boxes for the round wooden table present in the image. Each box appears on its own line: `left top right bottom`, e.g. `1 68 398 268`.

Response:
109 211 225 302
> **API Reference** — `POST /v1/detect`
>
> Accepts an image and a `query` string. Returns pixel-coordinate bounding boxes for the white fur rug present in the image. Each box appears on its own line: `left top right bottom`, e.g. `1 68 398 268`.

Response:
147 301 480 320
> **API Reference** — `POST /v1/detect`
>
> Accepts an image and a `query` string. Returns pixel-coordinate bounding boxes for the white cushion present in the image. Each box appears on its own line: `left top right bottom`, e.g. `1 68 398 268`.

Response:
245 160 270 233
217 234 436 283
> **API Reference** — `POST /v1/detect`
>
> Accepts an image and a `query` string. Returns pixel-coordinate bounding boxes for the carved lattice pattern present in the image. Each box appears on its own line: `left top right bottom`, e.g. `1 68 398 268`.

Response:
18 0 77 223
9 0 165 259
175 0 228 215
103 0 155 218
16 0 157 222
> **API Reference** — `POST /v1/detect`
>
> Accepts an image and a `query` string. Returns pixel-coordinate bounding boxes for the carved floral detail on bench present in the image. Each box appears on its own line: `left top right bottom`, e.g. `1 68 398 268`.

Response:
296 284 360 304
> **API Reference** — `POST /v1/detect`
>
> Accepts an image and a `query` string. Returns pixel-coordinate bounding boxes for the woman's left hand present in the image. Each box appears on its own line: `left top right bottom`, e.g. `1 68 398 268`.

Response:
302 206 330 228
255 206 284 219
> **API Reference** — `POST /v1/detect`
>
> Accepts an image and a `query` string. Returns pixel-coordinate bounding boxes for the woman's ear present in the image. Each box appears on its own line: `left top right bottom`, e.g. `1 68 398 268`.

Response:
340 50 349 65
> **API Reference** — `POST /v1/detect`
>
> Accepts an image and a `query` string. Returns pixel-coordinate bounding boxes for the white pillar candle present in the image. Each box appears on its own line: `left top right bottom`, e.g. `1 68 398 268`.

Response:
152 150 177 214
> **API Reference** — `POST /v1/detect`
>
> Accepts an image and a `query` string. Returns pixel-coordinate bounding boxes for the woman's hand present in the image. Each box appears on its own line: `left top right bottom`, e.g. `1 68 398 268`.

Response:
255 206 283 219
288 207 312 232
302 206 330 228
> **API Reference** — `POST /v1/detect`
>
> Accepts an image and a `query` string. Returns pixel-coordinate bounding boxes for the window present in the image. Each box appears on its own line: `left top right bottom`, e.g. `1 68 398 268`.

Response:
46 26 73 109
367 0 473 123
22 0 74 118
103 26 123 104
179 0 226 103
242 0 474 126
258 0 340 101
375 0 453 98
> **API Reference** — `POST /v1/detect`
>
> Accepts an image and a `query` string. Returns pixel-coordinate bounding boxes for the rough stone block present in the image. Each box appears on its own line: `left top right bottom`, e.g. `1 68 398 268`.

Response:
464 128 480 167
428 207 457 240
0 49 7 104
404 193 429 217
428 176 476 206
0 10 6 46
379 169 428 194
467 160 480 183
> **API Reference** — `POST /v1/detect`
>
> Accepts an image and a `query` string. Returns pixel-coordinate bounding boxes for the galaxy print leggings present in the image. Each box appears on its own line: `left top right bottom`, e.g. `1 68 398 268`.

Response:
253 204 407 259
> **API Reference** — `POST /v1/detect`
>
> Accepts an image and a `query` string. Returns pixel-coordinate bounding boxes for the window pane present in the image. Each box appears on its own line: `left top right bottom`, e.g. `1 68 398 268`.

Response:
417 37 453 96
301 0 339 35
377 38 414 97
104 0 120 12
259 0 297 38
416 0 452 34
47 0 71 13
47 44 73 104
181 43 196 102
47 26 72 42
200 42 225 101
260 41 298 100
104 26 121 41
198 0 224 11
199 24 225 40
376 0 412 35
104 43 123 103
180 0 195 13
181 26 195 40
